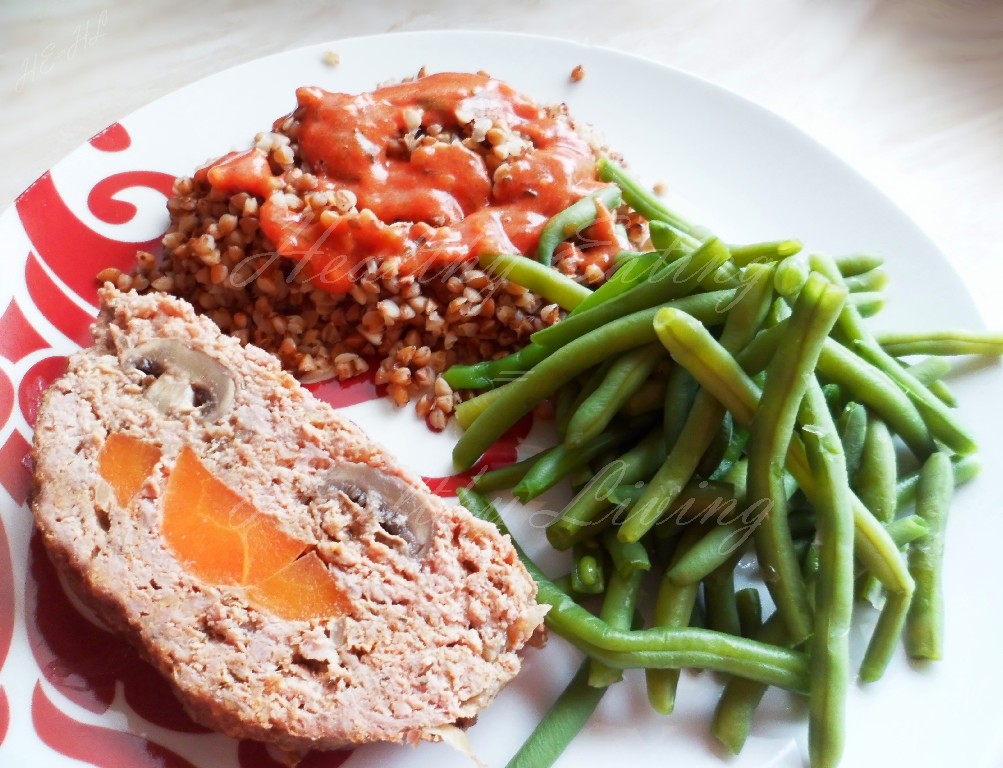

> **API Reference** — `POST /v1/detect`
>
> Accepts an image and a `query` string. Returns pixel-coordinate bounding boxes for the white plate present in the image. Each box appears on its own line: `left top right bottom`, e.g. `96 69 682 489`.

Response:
0 30 1001 768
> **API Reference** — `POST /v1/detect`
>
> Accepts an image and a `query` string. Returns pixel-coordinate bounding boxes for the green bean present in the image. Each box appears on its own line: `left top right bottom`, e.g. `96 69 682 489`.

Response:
710 611 788 754
573 251 664 314
746 273 846 643
906 356 953 382
833 252 883 277
655 480 740 531
646 524 705 713
703 557 742 636
695 414 732 478
851 291 886 318
896 454 979 510
620 391 728 543
601 528 651 579
567 358 616 421
566 343 666 448
667 516 753 587
619 378 668 417
478 252 592 312
572 542 605 595
765 295 792 327
620 265 775 544
589 566 646 687
885 514 929 549
663 365 699 450
735 321 788 376
816 339 935 459
709 421 749 481
597 157 697 239
821 382 844 414
906 452 954 660
608 483 645 507
858 509 932 681
836 401 868 478
445 343 549 391
855 419 898 605
843 268 889 294
855 337 977 455
876 330 1003 357
531 238 732 351
459 489 811 692
513 419 646 502
504 659 606 768
472 446 558 492
701 259 746 292
727 239 802 267
548 429 666 550
858 590 910 683
651 308 914 598
453 307 660 470
811 251 976 455
802 381 854 768
773 250 811 298
649 220 693 256
536 185 623 266
454 379 519 428
857 514 935 680
553 381 581 438
905 357 957 408
736 588 763 638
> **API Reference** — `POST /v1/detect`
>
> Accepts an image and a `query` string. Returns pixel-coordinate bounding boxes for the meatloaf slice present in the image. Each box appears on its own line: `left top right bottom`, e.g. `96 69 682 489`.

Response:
30 285 546 757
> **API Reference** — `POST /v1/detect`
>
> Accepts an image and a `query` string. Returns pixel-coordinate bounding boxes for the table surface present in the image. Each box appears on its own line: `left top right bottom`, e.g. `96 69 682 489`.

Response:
3 0 1002 324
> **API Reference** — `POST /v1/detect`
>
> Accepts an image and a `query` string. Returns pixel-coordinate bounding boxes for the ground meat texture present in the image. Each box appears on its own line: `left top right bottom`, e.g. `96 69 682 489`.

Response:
30 287 547 756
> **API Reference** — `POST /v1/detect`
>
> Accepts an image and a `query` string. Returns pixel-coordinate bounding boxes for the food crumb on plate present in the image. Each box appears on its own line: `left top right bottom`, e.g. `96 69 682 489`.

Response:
570 64 585 82
323 50 340 66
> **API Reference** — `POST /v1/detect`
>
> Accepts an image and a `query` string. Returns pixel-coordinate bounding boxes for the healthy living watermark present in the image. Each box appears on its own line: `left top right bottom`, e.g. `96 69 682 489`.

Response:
16 10 109 93
521 459 771 556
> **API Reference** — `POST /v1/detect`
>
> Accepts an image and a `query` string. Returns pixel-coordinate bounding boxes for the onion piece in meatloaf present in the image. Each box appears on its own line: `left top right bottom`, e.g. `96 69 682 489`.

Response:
30 285 547 757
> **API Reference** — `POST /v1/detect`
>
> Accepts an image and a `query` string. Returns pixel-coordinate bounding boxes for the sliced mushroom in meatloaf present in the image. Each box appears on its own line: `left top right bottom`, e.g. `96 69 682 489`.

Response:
30 285 547 757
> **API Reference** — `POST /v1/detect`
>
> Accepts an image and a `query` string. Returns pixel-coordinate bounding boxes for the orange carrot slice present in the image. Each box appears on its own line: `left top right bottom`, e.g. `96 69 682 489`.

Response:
245 551 350 621
162 447 305 585
98 433 162 506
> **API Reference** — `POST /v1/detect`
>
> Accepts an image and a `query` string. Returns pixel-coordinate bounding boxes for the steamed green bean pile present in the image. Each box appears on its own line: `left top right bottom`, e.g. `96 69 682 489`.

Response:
446 158 1002 768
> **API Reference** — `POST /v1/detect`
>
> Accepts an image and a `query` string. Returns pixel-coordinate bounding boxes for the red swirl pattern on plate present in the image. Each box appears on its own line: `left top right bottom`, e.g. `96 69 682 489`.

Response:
0 369 12 433
88 171 176 226
0 516 14 671
0 688 8 748
89 122 131 152
32 683 198 768
26 251 96 346
0 300 50 363
18 355 68 429
422 414 534 497
305 370 380 410
0 431 32 506
16 171 170 308
0 514 14 750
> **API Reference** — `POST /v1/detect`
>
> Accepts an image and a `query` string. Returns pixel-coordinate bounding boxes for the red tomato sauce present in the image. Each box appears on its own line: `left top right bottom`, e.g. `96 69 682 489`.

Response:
197 72 607 294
